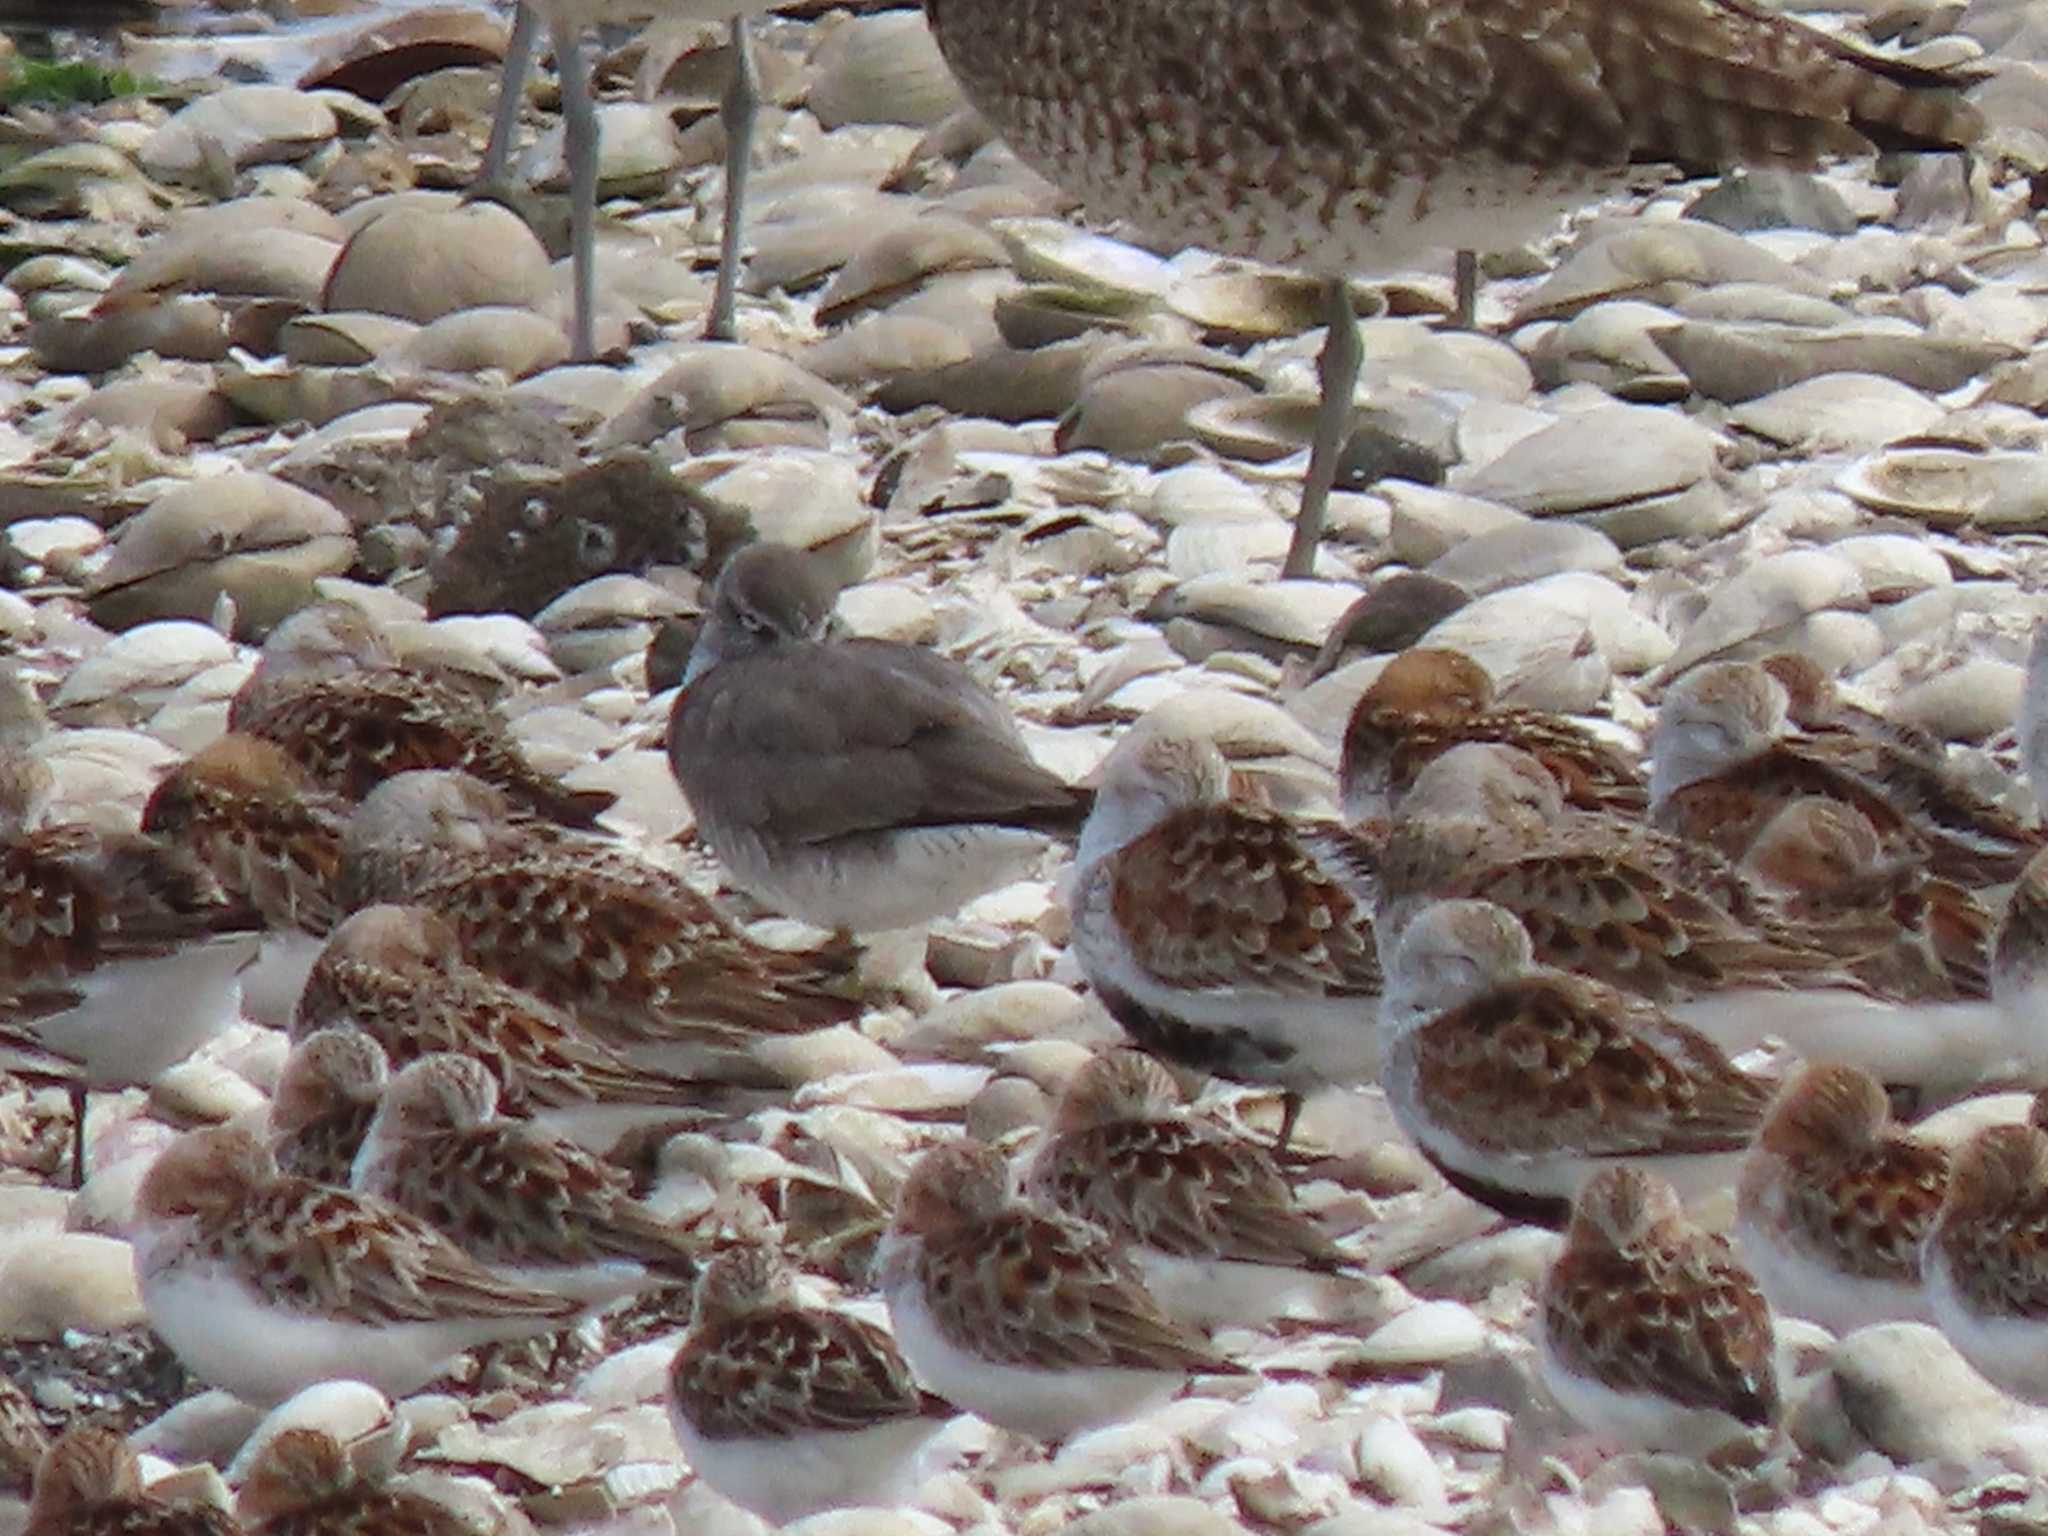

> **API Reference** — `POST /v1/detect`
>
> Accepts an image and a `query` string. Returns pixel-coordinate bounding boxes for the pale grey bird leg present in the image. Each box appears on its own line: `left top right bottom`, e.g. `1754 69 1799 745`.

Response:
708 13 760 343
1282 276 1361 580
553 15 600 361
478 2 541 194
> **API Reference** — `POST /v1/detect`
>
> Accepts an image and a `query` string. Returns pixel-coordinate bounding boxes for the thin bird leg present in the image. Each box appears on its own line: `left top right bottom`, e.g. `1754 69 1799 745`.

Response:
1274 1089 1303 1159
708 13 761 343
68 1082 85 1189
1282 275 1361 579
1453 248 1478 331
478 2 542 193
554 16 600 361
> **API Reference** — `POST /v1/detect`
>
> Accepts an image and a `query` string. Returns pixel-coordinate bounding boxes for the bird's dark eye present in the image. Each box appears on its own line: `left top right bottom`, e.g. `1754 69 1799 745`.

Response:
577 521 618 568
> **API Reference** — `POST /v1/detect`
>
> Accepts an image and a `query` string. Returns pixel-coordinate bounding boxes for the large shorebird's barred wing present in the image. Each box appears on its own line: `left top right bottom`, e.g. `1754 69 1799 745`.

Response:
1580 0 1984 159
926 0 1978 188
1422 0 1984 167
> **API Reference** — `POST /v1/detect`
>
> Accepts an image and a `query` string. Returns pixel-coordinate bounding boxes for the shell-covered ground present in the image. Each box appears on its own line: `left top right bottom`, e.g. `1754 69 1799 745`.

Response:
8 0 2048 1533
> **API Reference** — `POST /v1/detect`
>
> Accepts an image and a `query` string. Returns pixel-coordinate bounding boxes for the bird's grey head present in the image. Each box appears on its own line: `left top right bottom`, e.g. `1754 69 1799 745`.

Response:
1077 723 1231 869
1382 898 1532 1037
684 544 837 685
1650 661 1789 805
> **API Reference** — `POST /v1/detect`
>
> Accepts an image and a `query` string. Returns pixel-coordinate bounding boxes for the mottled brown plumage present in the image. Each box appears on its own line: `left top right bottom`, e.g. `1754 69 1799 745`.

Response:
922 0 1979 577
25 1427 242 1536
141 734 348 937
1925 1122 2048 1401
0 1373 46 1498
1022 1049 1354 1324
1340 648 1644 820
236 1429 472 1536
293 905 729 1115
1379 744 1868 1006
1655 660 2036 887
1540 1167 1778 1455
1381 900 1773 1226
232 602 613 828
355 1055 702 1295
269 1030 387 1188
1742 798 1994 1003
670 1246 948 1440
922 0 1980 279
339 773 861 1056
1072 724 1381 1149
1734 1064 1947 1334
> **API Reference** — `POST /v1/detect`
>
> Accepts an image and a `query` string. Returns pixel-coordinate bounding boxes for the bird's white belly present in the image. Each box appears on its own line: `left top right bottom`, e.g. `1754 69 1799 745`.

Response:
722 822 1055 934
671 1413 948 1524
138 1259 466 1405
1925 1256 2048 1403
1731 1212 1931 1337
35 935 256 1085
883 1271 1181 1441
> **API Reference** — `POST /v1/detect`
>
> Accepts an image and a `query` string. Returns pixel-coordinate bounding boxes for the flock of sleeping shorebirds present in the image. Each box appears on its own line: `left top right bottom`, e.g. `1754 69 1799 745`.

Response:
16 538 2048 1529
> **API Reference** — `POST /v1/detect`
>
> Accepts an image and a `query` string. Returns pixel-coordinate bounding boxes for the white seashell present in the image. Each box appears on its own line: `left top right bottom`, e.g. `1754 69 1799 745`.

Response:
1218 1460 1341 1526
1824 533 1952 602
128 1393 265 1469
1891 657 2023 743
506 706 617 777
785 1511 956 1536
1350 1417 1446 1512
695 452 877 588
148 1058 267 1127
793 1063 993 1114
1837 445 2048 531
412 613 562 687
1453 403 1719 514
53 621 235 716
148 658 257 755
1584 1486 1666 1536
1419 590 1611 712
578 1341 685 1412
1420 1407 1510 1452
1123 687 1337 769
34 726 183 827
1657 549 1868 680
1166 519 1292 580
0 1233 145 1339
228 1382 393 1481
140 86 338 179
1729 373 1944 453
1057 1495 1246 1536
1350 1301 1487 1367
8 515 104 567
993 218 1174 300
428 1402 673 1488
1514 572 1674 676
1145 576 1362 651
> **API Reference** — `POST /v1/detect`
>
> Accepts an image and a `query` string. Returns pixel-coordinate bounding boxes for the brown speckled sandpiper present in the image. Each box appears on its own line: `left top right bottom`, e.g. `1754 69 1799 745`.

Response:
918 0 1981 574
